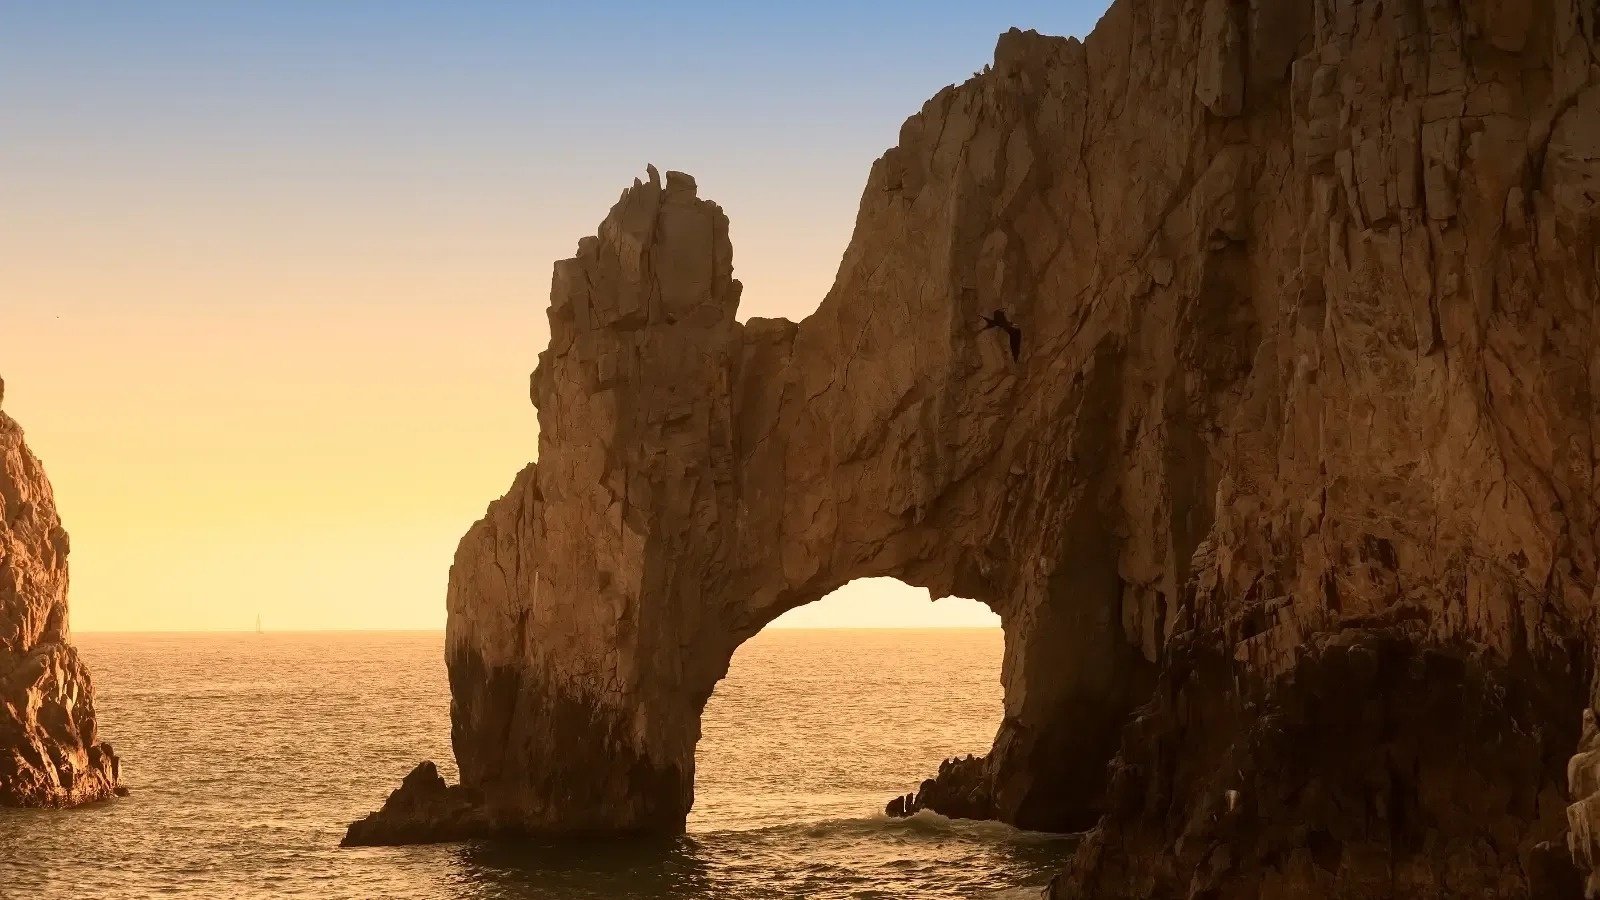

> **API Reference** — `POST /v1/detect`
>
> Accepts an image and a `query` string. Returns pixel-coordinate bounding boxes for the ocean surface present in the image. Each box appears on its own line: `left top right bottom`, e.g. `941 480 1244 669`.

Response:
0 629 1074 899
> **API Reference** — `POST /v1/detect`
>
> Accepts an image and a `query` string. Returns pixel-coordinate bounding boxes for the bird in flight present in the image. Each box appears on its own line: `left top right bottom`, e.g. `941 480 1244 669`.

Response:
979 309 1022 362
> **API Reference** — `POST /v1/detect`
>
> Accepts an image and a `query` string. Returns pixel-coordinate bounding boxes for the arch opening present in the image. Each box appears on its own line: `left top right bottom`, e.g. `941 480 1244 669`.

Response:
689 578 1003 833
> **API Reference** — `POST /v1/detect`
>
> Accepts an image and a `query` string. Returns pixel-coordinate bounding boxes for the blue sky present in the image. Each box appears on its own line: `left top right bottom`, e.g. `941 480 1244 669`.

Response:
4 0 1109 325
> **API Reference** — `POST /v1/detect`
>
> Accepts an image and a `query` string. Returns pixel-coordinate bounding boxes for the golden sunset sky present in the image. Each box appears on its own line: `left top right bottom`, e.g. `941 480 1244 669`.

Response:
4 1 1103 631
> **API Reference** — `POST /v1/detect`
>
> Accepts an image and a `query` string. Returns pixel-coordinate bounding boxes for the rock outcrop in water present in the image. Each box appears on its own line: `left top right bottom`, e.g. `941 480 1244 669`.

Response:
343 761 487 846
885 754 994 821
0 378 122 807
355 0 1600 894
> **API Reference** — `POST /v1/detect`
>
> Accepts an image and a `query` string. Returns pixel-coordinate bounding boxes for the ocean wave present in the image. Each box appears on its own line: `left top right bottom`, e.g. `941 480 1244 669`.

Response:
696 808 1082 845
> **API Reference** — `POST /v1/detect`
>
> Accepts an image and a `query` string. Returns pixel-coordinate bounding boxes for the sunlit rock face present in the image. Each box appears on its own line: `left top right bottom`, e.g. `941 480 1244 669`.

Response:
357 0 1600 894
428 132 1159 838
0 379 122 807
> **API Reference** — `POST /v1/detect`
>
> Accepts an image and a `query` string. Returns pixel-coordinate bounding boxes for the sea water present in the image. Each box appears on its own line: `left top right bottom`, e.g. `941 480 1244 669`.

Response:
0 630 1073 899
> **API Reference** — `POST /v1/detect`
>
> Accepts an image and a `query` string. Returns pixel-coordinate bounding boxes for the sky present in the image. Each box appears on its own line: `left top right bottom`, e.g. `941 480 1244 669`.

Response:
2 1 1108 632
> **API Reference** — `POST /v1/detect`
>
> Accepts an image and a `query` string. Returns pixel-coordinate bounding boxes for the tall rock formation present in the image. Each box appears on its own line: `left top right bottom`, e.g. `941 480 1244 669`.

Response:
353 0 1600 895
0 378 122 806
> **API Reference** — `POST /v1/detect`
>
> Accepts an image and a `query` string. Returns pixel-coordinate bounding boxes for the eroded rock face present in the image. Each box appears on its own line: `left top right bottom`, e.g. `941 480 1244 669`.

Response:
0 378 122 807
358 0 1600 894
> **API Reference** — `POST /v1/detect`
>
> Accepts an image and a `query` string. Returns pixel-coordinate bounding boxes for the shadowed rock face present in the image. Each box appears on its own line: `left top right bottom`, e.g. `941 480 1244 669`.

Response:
355 0 1600 894
0 379 122 807
1057 627 1587 898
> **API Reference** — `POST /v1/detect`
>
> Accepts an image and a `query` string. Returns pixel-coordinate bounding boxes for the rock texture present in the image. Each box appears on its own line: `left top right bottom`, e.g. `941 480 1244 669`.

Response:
0 378 122 806
1568 711 1600 896
356 0 1600 895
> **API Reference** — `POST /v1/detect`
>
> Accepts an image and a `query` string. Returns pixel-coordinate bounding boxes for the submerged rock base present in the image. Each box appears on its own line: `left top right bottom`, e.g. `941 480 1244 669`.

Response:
886 626 1592 900
1050 626 1586 899
0 643 123 807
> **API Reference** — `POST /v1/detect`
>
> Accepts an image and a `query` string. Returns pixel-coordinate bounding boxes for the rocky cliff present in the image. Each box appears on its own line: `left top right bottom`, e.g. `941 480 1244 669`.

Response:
352 0 1600 894
0 378 122 806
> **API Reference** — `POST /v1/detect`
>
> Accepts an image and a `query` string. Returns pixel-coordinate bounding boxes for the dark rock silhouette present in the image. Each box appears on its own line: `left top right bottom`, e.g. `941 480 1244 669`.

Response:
342 761 491 846
353 1 1600 896
884 754 994 821
0 377 122 807
978 310 1022 361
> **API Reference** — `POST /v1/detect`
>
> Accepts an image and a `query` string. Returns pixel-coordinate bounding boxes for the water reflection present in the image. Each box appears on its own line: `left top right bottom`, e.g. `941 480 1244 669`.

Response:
450 836 715 899
440 814 1077 900
3 632 1065 900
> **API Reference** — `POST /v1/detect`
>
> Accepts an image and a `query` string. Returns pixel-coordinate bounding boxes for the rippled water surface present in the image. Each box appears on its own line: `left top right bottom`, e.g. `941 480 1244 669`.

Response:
0 629 1072 898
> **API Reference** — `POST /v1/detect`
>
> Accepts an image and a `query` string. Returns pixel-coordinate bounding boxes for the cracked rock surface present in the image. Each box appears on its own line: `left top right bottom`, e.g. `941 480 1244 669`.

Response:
355 1 1600 895
0 378 122 807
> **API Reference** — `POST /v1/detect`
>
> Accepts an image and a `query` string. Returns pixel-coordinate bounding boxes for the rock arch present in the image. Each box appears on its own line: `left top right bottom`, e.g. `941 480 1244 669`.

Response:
410 21 1243 836
343 23 1196 843
439 144 1163 834
351 6 1600 896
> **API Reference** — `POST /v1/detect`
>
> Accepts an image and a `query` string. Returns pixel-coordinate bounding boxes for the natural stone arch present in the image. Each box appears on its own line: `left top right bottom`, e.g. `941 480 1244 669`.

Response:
351 7 1600 895
437 41 1183 831
372 26 1227 841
